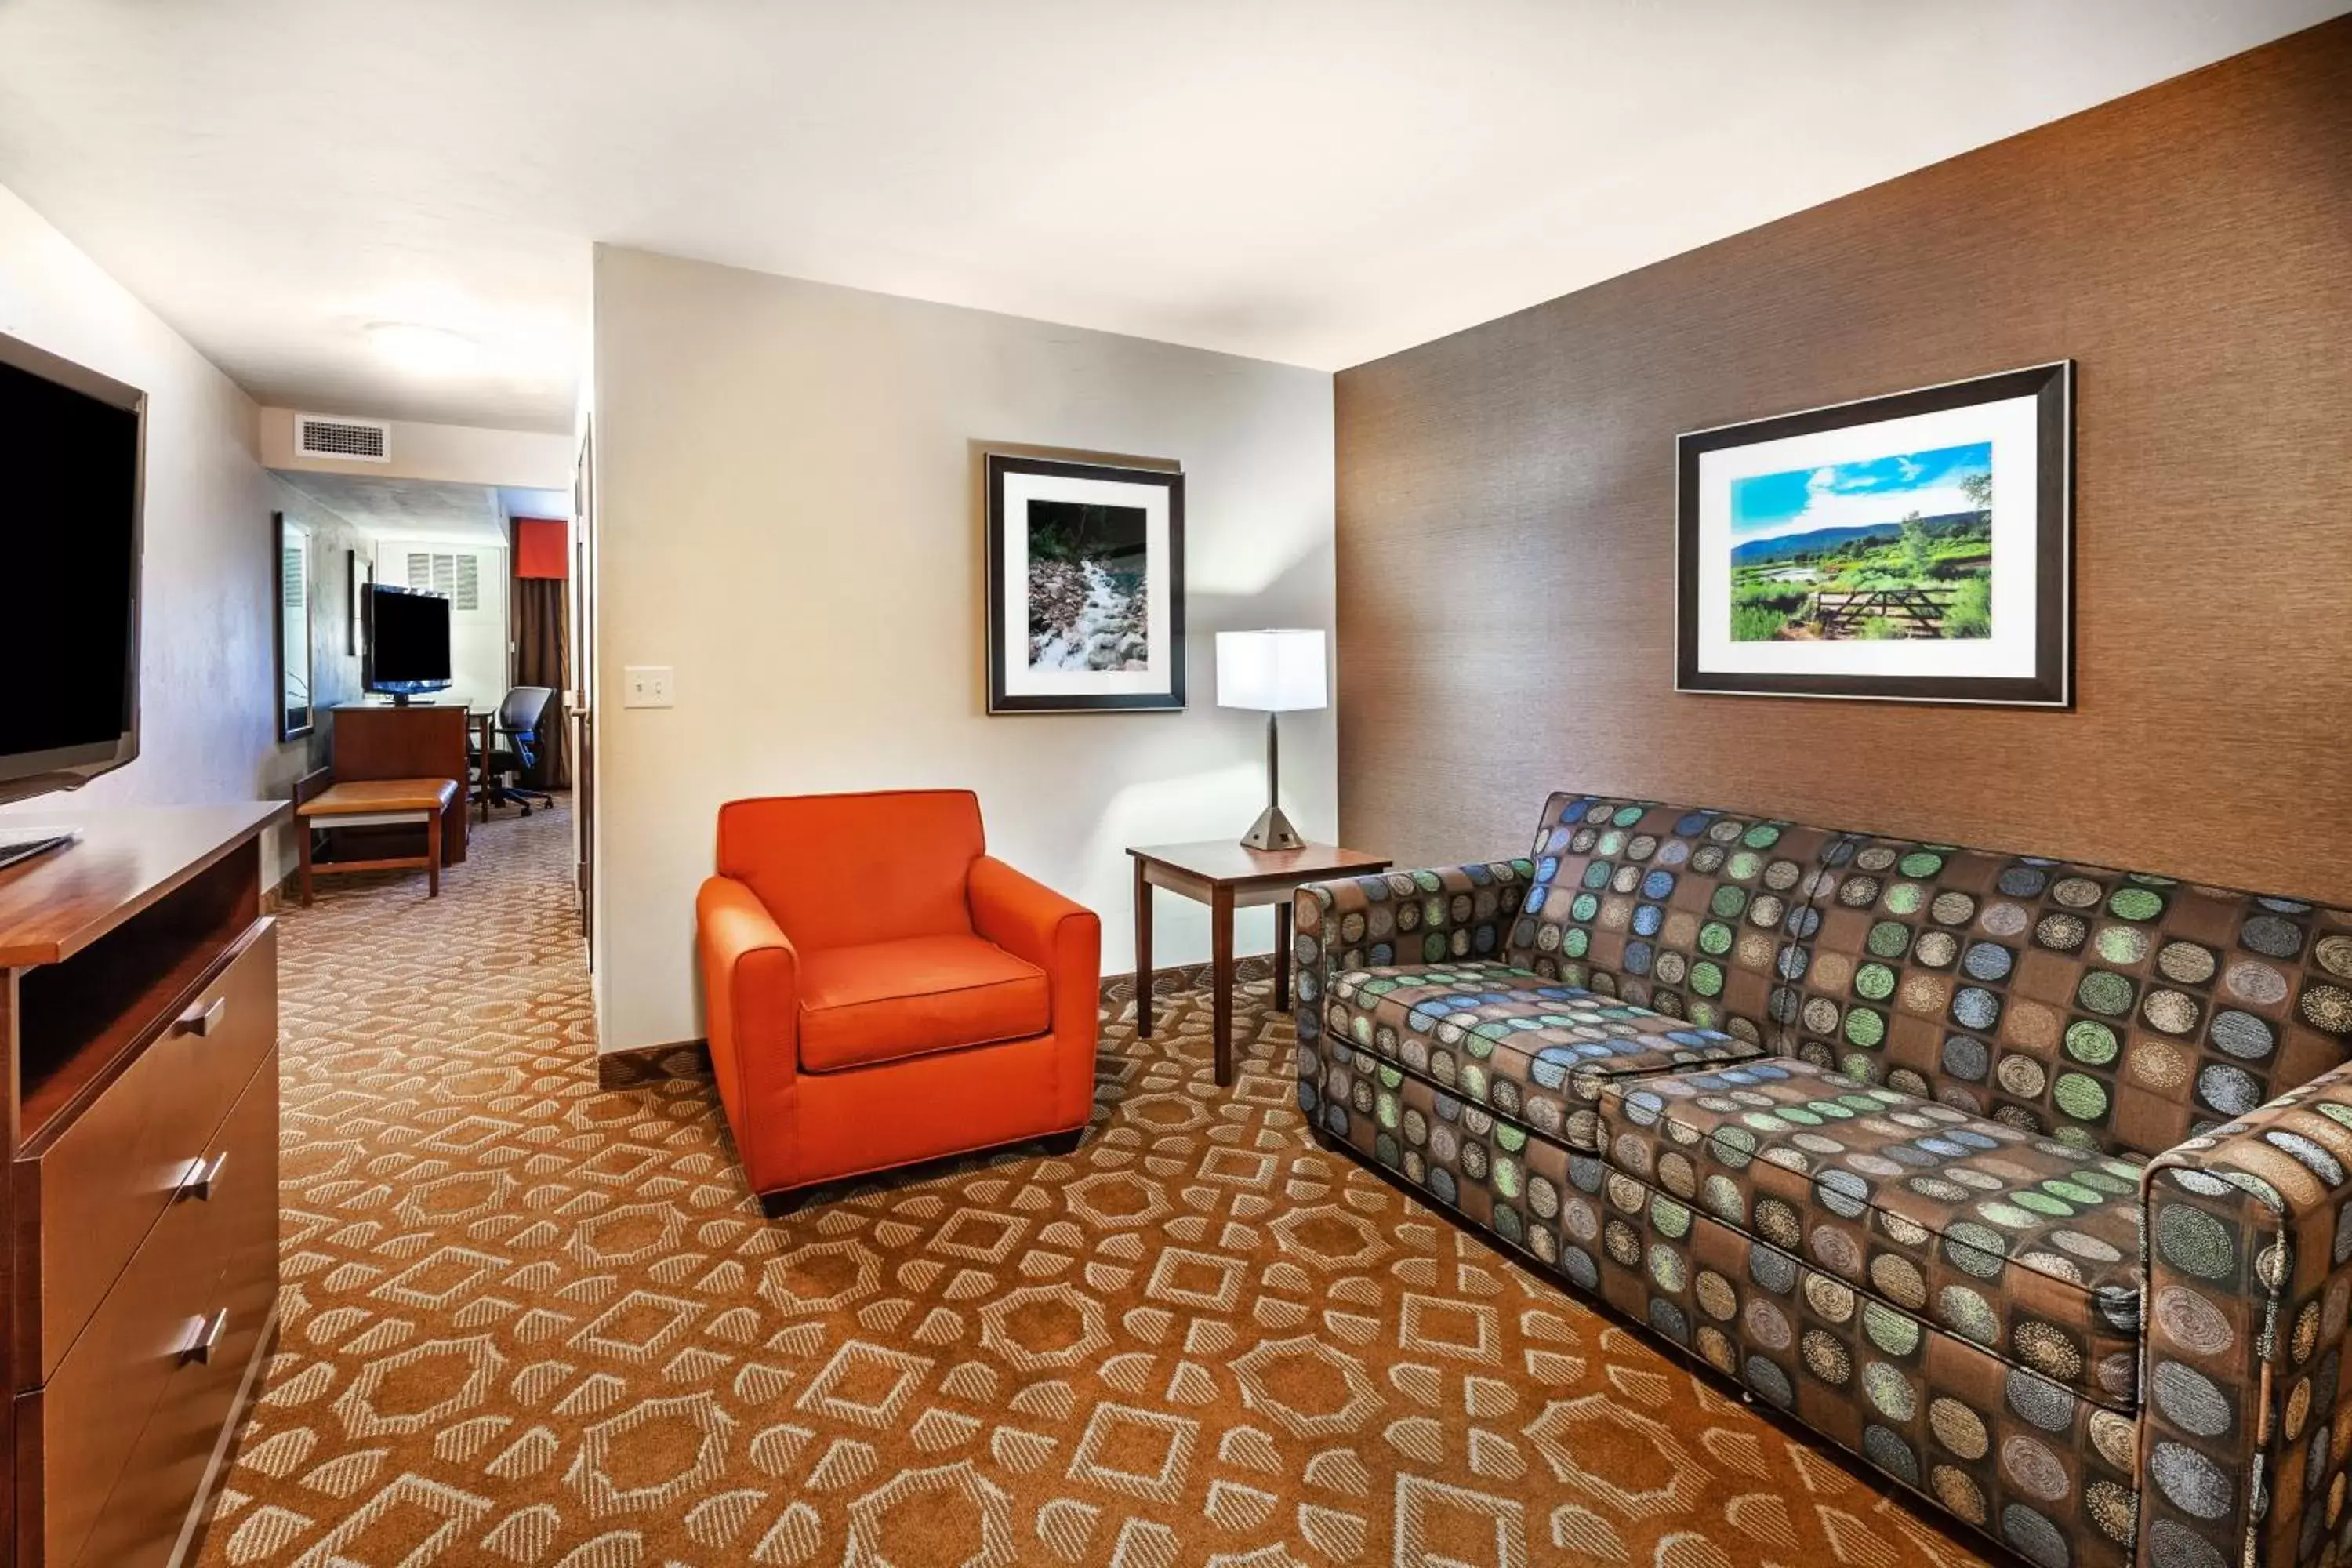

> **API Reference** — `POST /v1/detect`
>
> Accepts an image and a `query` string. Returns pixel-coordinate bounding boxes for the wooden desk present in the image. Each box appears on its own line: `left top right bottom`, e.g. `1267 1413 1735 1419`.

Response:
327 704 470 864
1128 840 1392 1086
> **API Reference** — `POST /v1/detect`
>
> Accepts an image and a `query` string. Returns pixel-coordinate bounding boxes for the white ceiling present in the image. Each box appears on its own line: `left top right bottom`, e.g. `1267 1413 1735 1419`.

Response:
278 474 568 546
1 1 2339 433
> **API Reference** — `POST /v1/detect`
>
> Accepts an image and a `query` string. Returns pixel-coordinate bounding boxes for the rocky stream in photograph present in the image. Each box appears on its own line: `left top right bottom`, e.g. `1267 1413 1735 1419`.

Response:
1025 498 1150 670
1029 556 1148 670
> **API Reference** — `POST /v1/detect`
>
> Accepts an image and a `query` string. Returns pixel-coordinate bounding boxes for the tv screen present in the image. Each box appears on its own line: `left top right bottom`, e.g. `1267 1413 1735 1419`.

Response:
0 331 143 801
367 585 452 692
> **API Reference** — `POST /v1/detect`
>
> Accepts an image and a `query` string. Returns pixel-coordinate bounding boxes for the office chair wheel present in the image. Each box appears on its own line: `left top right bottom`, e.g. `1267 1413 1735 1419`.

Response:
520 804 532 816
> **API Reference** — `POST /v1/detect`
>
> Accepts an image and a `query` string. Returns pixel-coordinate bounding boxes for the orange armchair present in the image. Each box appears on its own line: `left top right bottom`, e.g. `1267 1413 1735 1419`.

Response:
695 789 1102 1205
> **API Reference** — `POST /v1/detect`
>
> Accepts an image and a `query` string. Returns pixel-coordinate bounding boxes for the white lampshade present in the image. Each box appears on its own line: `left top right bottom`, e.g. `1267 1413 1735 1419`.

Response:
1216 629 1327 713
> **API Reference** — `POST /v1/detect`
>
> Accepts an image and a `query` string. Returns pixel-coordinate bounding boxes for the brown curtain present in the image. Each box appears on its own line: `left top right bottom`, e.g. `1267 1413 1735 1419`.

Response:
515 577 572 789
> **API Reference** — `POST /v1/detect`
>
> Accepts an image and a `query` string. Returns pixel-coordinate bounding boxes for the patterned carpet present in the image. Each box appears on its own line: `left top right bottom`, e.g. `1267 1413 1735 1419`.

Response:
196 799 1996 1567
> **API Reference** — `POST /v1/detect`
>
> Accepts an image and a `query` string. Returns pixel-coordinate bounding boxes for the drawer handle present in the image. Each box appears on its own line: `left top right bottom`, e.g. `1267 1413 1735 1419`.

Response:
175 997 227 1037
181 1309 228 1366
176 1151 228 1202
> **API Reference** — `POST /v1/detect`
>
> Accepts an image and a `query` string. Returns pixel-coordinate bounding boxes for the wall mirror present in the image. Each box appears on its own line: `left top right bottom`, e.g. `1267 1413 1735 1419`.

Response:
276 510 312 740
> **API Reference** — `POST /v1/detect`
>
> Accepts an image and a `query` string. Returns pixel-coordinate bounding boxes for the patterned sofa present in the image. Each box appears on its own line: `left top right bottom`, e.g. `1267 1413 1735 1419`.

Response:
1291 793 2352 1568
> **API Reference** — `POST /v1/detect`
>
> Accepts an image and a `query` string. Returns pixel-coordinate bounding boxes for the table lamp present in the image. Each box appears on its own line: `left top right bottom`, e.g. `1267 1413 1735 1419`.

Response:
1216 629 1327 851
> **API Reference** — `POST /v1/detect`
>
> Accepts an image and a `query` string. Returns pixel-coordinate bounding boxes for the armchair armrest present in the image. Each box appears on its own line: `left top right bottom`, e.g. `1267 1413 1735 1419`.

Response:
2141 1057 2352 1568
969 855 1102 1130
1290 858 1531 1129
970 855 1098 985
696 875 801 1186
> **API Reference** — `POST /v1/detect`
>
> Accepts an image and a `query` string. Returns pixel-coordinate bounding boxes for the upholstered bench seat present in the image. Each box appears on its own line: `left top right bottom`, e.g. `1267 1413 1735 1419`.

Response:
1322 962 1766 1148
1600 1056 2145 1410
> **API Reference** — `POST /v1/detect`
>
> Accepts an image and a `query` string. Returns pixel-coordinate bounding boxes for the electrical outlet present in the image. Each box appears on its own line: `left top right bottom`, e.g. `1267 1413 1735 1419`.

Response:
622 666 674 708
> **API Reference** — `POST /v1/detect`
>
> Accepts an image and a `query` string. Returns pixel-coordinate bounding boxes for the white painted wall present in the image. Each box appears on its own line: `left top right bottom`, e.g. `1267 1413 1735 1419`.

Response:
0 183 303 867
592 246 1335 1052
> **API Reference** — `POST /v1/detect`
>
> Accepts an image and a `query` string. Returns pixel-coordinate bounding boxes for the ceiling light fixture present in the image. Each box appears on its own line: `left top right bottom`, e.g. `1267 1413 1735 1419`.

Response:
365 321 478 373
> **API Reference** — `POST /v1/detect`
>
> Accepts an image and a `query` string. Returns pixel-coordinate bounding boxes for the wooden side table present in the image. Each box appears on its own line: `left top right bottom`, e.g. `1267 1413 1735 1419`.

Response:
1128 840 1392 1086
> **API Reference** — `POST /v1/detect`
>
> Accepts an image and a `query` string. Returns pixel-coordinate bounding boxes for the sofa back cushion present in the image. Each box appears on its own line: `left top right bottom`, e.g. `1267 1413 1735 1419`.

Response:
1791 833 2352 1159
1501 793 1837 1049
717 789 985 952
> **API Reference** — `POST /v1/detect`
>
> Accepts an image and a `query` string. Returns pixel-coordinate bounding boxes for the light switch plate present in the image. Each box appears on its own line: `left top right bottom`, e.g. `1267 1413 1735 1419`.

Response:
622 666 674 708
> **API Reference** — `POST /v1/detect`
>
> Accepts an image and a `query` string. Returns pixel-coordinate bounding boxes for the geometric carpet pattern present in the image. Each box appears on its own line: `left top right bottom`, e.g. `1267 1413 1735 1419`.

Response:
194 800 1994 1568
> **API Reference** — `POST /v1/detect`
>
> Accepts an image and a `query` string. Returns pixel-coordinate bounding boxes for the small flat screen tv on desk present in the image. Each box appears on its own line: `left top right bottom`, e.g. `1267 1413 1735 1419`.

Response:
0 328 144 808
365 583 453 703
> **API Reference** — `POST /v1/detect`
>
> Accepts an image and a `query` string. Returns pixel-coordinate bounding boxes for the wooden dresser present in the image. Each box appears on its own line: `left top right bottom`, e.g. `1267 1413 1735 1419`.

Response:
0 804 285 1567
327 704 469 865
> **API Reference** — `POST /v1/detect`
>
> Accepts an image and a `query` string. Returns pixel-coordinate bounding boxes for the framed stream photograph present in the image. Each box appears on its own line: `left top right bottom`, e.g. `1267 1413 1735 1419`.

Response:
1676 361 2072 706
985 453 1185 713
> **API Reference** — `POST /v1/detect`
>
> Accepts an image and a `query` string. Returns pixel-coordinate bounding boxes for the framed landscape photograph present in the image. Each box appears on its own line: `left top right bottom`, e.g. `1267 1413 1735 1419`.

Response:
985 453 1185 713
1676 361 2072 706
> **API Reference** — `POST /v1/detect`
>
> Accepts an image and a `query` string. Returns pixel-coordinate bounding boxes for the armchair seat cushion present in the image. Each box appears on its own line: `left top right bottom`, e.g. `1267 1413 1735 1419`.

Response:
797 935 1050 1072
1323 963 1766 1149
1602 1056 2147 1410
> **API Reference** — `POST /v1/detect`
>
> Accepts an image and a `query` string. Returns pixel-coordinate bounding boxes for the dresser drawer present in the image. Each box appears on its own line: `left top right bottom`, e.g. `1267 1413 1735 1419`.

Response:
67 1051 280 1568
19 1047 279 1568
16 918 277 1388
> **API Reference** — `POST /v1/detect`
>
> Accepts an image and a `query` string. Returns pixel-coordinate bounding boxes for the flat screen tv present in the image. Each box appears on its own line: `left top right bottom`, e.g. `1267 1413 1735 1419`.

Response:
365 583 452 702
0 330 144 807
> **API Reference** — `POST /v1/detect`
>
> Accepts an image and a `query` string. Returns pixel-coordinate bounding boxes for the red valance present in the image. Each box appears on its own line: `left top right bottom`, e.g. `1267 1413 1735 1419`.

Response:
514 517 568 579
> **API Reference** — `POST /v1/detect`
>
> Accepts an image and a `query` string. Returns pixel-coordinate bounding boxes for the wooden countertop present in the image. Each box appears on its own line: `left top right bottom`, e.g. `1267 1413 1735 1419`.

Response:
1127 839 1392 889
0 801 290 967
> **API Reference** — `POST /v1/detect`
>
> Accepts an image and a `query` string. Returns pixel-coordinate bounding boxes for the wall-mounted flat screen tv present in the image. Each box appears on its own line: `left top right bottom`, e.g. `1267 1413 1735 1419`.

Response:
0 329 144 807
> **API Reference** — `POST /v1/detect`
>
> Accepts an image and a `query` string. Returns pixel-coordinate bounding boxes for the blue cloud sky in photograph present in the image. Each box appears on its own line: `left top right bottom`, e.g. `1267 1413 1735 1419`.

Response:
1732 439 1991 542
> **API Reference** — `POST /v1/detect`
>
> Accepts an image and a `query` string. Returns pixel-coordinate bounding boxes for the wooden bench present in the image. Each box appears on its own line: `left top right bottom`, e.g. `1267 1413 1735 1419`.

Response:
295 778 459 906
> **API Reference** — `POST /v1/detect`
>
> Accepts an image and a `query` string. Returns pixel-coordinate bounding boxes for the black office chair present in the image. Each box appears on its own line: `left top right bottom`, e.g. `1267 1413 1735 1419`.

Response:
475 685 557 817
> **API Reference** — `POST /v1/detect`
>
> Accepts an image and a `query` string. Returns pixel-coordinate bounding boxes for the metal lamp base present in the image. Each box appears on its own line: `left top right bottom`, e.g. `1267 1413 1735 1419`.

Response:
1238 709 1307 851
1240 804 1305 853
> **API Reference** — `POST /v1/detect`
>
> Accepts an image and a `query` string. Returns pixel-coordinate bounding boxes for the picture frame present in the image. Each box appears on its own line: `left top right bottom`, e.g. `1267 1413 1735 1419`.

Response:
985 453 1185 713
1675 361 2072 706
347 547 370 655
274 511 313 742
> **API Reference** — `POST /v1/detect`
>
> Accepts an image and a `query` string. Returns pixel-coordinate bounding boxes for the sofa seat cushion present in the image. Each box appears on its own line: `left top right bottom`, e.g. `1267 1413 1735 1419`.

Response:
1601 1055 2144 1410
1323 963 1767 1150
797 934 1050 1071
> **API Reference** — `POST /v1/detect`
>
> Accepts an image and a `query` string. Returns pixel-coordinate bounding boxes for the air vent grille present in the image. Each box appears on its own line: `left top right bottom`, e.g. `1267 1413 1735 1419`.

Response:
295 414 390 463
406 551 481 612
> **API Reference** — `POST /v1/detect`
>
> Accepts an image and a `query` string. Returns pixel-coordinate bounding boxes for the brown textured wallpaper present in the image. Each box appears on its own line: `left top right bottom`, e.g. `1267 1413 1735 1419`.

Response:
1335 18 2352 906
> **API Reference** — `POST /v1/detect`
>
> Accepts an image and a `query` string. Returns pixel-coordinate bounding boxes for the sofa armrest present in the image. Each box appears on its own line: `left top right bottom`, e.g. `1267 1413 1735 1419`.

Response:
969 855 1102 1129
1290 858 1530 1129
696 875 801 1185
2141 1057 2352 1568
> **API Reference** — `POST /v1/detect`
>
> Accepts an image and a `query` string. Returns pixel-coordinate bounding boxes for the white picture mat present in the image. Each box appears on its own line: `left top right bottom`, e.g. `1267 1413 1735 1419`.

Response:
998 468 1173 698
1693 392 2042 680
